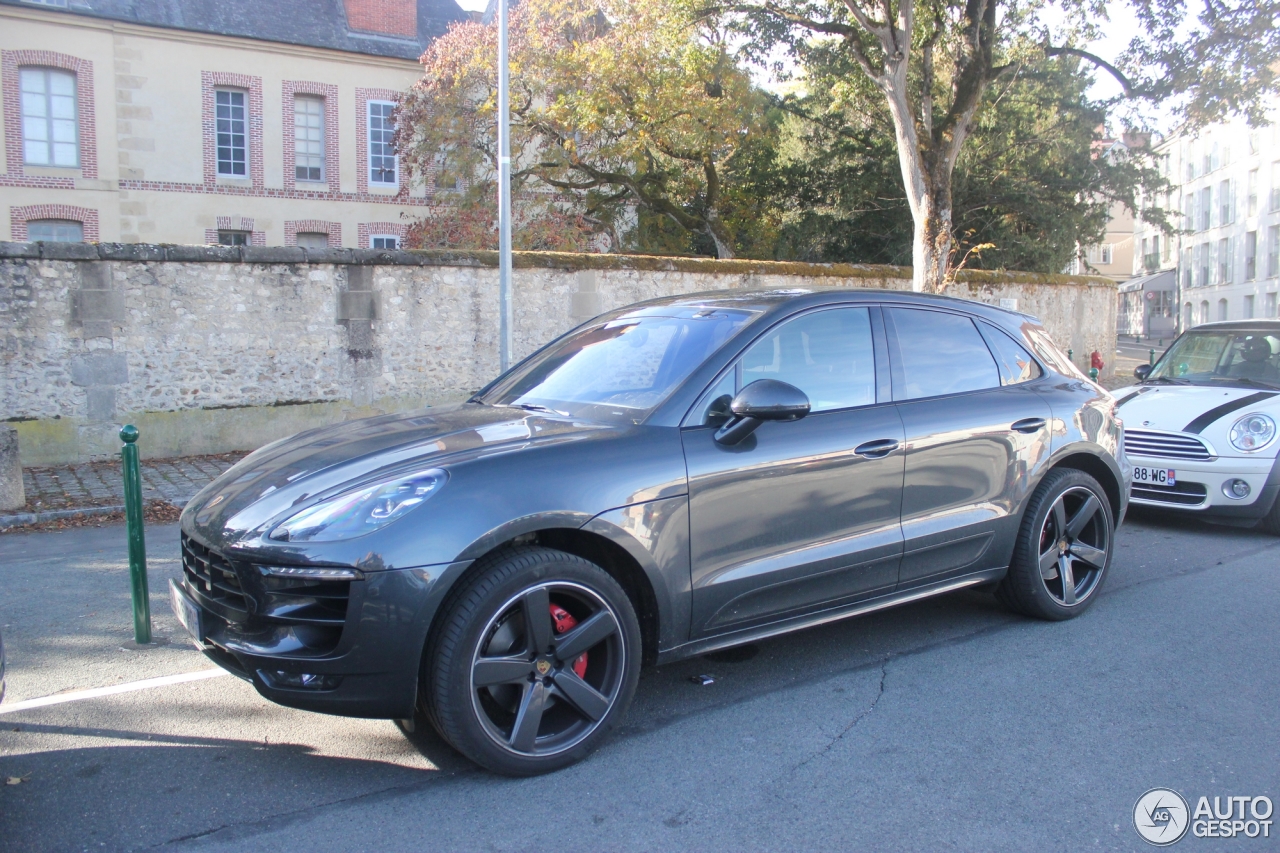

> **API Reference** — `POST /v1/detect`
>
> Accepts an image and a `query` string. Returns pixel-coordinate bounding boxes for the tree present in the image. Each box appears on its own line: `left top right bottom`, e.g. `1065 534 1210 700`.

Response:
756 54 1163 275
724 0 1278 291
397 0 766 257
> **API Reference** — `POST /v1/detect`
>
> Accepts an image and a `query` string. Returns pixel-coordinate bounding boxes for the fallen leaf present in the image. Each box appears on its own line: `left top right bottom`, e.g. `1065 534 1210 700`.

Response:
6 776 23 785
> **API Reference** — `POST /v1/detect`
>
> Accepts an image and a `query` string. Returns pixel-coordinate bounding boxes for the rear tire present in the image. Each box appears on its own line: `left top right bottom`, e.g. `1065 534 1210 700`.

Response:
997 468 1114 620
421 546 641 776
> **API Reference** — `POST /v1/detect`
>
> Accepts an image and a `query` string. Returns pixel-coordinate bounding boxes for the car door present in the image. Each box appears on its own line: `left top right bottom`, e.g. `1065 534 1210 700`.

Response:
682 305 906 637
883 307 1053 588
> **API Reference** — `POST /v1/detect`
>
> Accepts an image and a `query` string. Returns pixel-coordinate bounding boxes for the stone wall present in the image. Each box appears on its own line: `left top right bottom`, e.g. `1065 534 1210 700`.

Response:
0 242 1118 465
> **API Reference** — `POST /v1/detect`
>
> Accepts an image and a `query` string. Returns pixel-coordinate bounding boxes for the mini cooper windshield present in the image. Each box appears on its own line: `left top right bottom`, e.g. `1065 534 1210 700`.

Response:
479 307 758 423
1149 330 1280 388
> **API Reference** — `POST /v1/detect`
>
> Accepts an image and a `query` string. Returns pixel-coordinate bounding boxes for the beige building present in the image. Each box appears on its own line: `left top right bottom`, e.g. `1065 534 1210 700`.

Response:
0 0 466 248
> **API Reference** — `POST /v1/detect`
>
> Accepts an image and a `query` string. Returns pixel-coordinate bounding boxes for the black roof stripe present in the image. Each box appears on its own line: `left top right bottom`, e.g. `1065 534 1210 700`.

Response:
1183 391 1278 434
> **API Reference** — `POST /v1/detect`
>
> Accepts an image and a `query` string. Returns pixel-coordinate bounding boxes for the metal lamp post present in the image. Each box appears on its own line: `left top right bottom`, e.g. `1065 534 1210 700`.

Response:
497 0 514 371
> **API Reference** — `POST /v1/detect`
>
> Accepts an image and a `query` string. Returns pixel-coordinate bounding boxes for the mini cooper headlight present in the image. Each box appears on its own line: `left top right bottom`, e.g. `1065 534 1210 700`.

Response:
268 468 447 543
1229 413 1276 453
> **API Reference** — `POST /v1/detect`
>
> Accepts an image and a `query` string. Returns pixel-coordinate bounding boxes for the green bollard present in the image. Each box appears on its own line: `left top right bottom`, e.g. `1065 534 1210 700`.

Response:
1089 367 1099 381
120 425 151 644
1149 348 1155 366
1067 348 1074 364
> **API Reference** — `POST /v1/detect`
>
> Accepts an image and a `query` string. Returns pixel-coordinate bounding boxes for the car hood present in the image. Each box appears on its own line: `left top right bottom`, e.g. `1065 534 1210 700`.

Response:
1115 383 1280 436
182 403 621 544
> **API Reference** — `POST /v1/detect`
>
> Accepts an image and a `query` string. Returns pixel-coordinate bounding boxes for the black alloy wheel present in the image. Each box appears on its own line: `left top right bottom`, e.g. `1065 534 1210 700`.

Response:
422 547 641 775
998 468 1114 620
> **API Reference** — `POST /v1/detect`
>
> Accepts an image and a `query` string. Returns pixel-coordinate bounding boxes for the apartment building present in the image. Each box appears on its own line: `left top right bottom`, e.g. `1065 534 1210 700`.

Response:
1132 98 1280 330
0 0 466 248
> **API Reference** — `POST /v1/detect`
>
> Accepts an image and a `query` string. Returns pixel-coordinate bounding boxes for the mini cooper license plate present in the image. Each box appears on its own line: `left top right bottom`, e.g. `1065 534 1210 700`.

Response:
169 578 204 642
1133 466 1176 486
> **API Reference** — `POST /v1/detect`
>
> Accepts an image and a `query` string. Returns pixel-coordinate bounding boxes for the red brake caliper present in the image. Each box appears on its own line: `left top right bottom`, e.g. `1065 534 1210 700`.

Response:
550 604 589 678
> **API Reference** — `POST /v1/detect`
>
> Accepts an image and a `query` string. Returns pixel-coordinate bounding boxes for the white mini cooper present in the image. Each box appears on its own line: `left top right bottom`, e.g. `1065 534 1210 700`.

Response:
1119 320 1280 533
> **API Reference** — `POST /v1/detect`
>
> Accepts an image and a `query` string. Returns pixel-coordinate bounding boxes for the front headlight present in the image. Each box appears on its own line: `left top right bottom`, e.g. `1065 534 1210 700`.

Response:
267 468 447 543
1229 414 1276 453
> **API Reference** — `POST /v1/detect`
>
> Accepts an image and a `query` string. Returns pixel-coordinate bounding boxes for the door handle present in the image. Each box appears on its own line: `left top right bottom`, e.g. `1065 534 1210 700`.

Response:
1011 417 1047 434
854 438 900 458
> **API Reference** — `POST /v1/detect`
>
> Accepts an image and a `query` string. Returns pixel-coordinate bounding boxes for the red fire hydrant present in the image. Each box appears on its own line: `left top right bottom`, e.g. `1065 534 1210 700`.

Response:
1090 350 1105 371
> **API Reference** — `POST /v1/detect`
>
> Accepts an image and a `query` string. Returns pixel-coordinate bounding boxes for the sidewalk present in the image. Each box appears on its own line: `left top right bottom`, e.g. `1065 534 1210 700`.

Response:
2 452 246 529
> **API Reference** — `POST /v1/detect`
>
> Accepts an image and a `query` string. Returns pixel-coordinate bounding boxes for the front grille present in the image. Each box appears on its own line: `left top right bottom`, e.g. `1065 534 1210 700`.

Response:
182 534 249 620
1131 481 1209 506
182 533 355 654
1125 429 1213 461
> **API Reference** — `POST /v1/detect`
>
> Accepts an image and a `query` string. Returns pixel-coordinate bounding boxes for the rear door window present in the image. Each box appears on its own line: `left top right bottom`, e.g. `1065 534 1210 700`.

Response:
885 308 1001 400
979 323 1043 385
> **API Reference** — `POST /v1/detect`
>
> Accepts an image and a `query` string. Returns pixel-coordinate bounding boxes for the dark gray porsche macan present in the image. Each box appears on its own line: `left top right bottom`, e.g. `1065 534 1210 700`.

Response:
174 288 1129 775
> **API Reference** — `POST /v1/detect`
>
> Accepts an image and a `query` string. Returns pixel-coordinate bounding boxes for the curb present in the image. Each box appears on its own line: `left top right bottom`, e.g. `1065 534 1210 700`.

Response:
0 497 189 530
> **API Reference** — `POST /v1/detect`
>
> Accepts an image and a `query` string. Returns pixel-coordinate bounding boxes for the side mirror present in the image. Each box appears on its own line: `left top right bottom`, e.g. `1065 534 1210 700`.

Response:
1134 364 1152 381
714 379 810 445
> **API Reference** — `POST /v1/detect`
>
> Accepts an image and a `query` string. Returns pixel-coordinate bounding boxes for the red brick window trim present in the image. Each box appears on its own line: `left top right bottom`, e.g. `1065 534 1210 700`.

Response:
284 220 343 247
10 204 99 242
358 221 407 249
355 88 403 196
282 81 340 193
2 49 98 179
202 71 264 190
207 216 264 246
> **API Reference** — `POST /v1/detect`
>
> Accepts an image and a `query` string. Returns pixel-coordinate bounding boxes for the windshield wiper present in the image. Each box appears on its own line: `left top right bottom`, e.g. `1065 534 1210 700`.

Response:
1208 376 1280 390
1140 376 1192 385
509 403 569 416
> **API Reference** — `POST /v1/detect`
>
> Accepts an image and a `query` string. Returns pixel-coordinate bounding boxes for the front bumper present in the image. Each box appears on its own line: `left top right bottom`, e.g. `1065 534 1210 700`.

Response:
1128 453 1280 519
175 531 469 719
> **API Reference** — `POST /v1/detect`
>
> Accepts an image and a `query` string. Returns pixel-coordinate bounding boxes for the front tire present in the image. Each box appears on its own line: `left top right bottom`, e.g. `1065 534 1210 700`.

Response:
997 468 1114 620
422 546 641 776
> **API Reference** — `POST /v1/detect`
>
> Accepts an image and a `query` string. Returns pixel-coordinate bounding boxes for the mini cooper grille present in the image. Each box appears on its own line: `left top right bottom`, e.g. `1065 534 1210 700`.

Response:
1124 429 1213 461
1131 480 1209 506
181 535 354 651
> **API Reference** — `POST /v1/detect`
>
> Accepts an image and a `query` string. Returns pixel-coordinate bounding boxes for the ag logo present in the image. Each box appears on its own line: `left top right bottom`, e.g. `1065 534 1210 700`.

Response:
1134 788 1191 846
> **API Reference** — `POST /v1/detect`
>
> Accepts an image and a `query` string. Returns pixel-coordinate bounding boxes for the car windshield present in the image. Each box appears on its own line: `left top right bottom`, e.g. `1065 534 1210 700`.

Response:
479 307 758 424
1149 329 1280 388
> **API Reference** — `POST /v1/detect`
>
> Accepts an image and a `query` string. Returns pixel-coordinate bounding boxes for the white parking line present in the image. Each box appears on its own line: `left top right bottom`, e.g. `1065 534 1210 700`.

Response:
0 669 230 715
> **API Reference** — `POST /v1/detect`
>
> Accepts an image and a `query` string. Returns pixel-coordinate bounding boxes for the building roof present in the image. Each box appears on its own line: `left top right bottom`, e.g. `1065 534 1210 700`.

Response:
1 0 468 61
1118 269 1175 293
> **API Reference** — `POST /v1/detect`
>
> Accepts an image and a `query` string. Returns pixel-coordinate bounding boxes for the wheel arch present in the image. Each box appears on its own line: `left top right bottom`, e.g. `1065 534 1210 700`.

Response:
1047 450 1124 522
433 520 667 669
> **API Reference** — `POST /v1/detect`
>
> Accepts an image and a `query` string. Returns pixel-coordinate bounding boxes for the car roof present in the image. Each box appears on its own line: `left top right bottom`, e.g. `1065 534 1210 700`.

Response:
622 287 1035 328
1185 320 1280 332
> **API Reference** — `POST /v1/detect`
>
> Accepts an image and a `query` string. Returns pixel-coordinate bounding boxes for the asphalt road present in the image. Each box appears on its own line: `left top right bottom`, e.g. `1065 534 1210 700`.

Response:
1 510 1278 852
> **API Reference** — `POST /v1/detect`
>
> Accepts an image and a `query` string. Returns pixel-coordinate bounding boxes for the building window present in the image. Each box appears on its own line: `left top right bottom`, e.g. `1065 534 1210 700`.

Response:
1197 243 1210 287
1269 226 1280 279
215 89 247 177
294 95 325 183
368 101 397 186
27 219 82 242
1220 179 1233 225
20 67 78 167
1182 248 1193 288
217 230 249 246
1246 231 1258 281
1267 293 1278 318
1245 295 1256 319
371 234 399 249
1218 237 1232 284
1199 187 1211 231
1248 169 1259 217
295 232 329 249
1199 301 1210 324
1218 298 1229 322
1183 301 1193 329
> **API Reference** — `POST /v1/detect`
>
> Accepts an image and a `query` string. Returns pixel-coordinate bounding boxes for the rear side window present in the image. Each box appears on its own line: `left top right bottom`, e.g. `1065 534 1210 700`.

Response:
740 306 876 412
980 323 1043 385
886 308 1000 400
